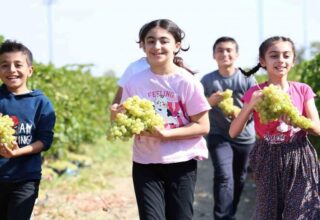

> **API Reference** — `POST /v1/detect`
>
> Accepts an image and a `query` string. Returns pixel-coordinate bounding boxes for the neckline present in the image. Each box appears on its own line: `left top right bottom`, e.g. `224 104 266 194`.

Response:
265 81 290 92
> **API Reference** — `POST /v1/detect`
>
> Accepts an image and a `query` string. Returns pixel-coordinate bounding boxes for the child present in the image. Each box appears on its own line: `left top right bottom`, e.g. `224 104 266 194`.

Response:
0 40 56 220
201 37 256 219
113 19 211 220
229 36 320 219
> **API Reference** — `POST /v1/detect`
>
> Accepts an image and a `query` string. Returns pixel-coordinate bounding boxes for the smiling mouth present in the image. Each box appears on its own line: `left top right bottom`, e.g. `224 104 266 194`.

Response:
275 67 286 70
7 76 20 81
153 53 165 56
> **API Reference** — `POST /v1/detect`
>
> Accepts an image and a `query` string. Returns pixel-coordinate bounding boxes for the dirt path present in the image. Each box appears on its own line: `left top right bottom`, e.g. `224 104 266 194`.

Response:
193 158 256 220
33 158 256 219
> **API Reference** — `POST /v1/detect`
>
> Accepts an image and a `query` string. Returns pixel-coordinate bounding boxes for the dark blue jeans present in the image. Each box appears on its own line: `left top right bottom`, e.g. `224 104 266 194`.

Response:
0 180 40 220
132 160 197 220
207 134 254 220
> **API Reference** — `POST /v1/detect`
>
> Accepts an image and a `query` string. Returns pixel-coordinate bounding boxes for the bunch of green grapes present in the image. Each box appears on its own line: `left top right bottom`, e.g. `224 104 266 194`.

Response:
108 96 164 141
218 89 241 117
255 84 312 129
0 115 16 149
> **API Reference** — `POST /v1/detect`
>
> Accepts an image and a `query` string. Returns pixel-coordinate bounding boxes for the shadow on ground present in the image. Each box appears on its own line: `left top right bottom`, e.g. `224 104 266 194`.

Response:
193 159 256 220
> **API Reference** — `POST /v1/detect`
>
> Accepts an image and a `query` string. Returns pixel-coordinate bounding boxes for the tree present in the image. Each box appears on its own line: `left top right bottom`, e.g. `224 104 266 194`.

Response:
296 41 320 64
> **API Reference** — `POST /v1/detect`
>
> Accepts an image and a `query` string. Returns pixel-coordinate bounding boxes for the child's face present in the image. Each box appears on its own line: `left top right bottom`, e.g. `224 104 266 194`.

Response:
260 41 295 79
213 41 238 68
0 51 33 94
142 27 180 68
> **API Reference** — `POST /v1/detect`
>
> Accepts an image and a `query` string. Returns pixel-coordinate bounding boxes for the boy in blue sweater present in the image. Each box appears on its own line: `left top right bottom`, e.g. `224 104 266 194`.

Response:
0 40 56 220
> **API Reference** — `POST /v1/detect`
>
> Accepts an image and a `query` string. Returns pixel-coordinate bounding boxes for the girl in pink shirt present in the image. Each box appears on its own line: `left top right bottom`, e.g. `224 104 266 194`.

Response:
112 19 211 220
230 36 320 219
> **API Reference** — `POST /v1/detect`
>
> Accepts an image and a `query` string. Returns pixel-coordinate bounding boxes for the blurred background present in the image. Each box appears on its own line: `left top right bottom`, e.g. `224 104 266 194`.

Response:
1 0 319 78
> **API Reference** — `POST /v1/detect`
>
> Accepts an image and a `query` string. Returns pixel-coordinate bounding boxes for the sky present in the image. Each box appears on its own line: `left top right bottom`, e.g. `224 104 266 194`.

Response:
0 0 319 79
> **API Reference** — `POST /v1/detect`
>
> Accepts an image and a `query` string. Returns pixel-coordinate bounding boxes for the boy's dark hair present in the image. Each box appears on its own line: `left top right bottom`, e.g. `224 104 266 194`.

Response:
239 36 296 76
213 36 239 52
0 40 33 66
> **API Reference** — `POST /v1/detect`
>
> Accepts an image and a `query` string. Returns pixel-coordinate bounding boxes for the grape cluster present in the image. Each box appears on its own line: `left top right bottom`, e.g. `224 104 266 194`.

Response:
107 96 164 141
255 84 313 129
0 115 16 149
218 89 241 117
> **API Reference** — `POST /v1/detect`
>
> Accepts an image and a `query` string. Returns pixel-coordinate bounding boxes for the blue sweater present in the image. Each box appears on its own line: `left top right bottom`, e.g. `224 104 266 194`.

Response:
0 85 55 182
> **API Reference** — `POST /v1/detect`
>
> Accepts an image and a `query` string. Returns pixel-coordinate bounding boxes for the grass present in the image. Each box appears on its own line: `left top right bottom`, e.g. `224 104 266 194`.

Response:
40 138 133 194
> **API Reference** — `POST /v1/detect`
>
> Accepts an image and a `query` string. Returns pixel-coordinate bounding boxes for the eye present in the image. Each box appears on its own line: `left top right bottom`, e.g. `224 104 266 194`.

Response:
160 39 170 44
283 53 292 59
0 64 8 68
217 49 224 53
146 39 154 44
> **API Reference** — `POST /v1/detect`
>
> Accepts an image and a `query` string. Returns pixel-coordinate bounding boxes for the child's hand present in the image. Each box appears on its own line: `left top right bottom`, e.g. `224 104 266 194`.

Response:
208 91 223 106
0 142 19 158
109 103 125 121
279 115 294 126
139 126 168 139
228 106 241 120
248 90 263 108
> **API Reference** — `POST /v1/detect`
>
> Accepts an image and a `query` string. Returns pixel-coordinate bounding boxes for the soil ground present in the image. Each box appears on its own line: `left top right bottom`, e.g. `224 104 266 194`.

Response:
32 158 256 220
193 158 256 220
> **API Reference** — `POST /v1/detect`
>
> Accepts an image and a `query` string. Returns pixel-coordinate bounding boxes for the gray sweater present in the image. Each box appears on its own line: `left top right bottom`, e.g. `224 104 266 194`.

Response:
201 69 256 144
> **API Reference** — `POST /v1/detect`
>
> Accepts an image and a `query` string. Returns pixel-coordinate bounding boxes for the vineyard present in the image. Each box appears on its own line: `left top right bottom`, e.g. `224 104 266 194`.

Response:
0 36 319 219
28 63 117 156
0 35 319 169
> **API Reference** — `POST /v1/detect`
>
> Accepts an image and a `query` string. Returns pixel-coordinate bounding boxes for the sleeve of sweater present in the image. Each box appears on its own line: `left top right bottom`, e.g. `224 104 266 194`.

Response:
35 99 56 151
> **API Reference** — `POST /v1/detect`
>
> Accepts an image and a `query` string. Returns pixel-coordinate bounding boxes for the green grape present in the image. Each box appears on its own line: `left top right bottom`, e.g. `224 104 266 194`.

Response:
218 89 241 117
0 115 16 149
107 96 165 141
255 84 313 129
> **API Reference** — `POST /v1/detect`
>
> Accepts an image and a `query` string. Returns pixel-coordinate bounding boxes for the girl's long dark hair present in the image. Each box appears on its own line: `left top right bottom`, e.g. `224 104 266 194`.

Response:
239 64 261 77
173 56 196 75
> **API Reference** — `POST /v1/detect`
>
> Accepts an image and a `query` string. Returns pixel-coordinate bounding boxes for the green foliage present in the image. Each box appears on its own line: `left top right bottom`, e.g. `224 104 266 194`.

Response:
291 53 320 109
28 63 118 157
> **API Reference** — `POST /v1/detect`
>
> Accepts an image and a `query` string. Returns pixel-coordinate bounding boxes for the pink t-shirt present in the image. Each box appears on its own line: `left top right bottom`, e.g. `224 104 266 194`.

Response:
122 67 211 164
243 81 315 144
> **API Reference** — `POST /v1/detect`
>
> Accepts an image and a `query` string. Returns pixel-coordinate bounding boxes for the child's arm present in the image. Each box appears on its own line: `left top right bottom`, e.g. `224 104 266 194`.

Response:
229 90 262 138
304 98 320 136
142 110 210 140
112 87 123 105
0 140 44 158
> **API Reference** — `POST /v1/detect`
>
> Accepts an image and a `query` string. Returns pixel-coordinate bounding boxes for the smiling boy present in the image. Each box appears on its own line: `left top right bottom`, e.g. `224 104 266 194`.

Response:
0 40 55 220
